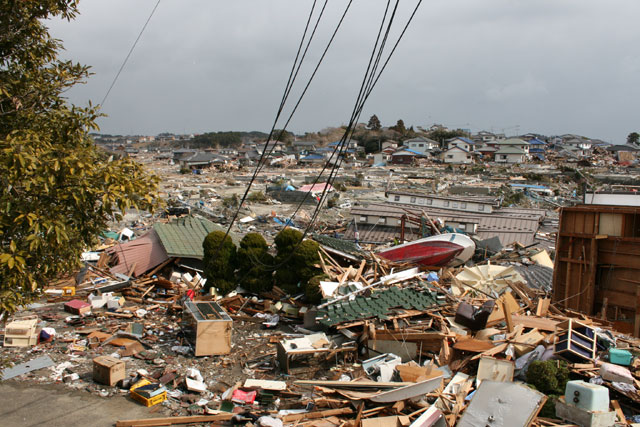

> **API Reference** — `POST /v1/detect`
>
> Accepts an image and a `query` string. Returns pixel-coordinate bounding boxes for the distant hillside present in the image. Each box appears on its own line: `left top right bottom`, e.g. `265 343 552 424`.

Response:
190 131 270 148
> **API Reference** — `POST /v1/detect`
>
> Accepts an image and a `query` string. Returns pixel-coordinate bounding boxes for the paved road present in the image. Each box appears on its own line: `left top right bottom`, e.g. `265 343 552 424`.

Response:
0 381 162 427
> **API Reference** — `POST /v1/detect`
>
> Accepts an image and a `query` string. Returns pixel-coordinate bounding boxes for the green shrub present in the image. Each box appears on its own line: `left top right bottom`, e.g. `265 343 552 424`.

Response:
247 191 267 202
526 360 569 395
202 231 237 295
274 228 303 252
236 233 274 293
306 274 329 303
273 229 321 294
223 193 239 208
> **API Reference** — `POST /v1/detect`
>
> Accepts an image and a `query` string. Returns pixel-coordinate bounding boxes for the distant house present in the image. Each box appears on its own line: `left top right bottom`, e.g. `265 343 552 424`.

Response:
257 141 285 155
292 140 318 154
218 147 237 156
298 153 326 164
606 144 640 163
476 144 497 161
390 148 423 165
472 130 502 144
527 138 547 160
172 149 197 161
446 136 476 152
381 140 398 150
494 146 526 164
441 146 473 164
387 190 497 213
403 136 439 155
493 138 530 155
180 152 227 169
562 137 592 156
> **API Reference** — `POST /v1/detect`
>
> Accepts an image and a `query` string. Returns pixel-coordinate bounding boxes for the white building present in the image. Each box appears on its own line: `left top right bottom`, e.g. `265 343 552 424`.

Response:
387 191 496 213
494 146 526 164
442 146 473 164
404 137 439 155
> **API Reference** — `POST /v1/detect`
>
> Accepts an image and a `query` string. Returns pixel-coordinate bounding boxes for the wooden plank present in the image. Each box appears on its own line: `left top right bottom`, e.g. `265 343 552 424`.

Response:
282 408 354 422
116 414 233 427
295 380 414 388
536 298 550 317
453 337 495 353
511 315 559 331
611 400 626 424
502 300 514 333
635 288 640 338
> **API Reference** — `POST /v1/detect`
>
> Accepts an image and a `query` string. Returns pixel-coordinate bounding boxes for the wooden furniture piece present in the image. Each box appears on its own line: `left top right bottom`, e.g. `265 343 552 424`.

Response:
554 319 597 362
181 301 232 356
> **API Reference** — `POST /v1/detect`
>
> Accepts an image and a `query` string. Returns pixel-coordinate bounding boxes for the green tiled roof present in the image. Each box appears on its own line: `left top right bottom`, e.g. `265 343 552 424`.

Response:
318 287 438 326
154 216 238 260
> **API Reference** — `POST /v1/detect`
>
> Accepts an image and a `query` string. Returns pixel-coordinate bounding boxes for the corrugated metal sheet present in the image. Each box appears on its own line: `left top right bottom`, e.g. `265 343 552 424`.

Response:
343 224 421 244
349 203 542 246
108 229 169 277
475 231 536 246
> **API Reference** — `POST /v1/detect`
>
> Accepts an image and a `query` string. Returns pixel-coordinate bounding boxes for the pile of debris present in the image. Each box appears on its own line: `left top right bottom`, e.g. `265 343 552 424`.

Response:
2 237 640 427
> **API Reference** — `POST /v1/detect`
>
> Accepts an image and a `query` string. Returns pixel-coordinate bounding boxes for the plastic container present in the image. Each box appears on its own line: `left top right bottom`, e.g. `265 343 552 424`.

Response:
608 348 633 366
564 380 609 412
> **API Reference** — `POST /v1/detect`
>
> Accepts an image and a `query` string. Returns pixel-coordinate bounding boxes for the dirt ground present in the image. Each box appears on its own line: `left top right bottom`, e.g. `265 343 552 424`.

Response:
0 380 167 427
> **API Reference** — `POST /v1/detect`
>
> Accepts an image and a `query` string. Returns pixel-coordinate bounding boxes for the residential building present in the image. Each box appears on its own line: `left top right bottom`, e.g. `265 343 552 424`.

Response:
390 148 423 165
441 146 473 164
494 146 526 164
446 137 475 152
403 136 439 155
493 138 530 154
386 190 497 213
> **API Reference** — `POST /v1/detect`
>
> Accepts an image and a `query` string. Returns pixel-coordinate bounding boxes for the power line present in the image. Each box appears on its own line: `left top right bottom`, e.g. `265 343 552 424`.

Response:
100 0 162 108
248 0 424 272
211 0 351 263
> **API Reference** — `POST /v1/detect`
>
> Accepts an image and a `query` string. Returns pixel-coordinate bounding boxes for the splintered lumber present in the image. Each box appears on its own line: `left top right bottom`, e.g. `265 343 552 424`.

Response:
116 414 233 427
281 407 354 422
510 315 559 331
295 380 415 389
453 337 495 353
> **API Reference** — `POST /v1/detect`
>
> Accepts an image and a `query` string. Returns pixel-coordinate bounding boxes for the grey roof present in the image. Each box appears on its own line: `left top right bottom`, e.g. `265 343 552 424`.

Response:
292 141 318 146
350 202 541 246
494 138 529 146
513 264 553 292
607 144 640 152
495 146 526 155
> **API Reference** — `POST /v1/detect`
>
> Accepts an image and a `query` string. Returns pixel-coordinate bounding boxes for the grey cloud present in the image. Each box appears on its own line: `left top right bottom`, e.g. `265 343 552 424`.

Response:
46 0 640 142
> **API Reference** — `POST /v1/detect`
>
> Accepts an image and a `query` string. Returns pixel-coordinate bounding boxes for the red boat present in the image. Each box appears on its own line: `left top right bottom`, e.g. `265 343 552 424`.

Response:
376 233 475 267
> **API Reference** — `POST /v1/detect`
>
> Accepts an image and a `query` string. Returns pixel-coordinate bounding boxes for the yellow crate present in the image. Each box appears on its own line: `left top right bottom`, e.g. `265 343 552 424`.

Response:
130 389 167 407
62 286 76 296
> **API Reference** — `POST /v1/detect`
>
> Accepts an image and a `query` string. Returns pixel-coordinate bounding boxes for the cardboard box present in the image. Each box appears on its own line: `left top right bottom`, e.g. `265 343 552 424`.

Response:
64 299 92 315
93 356 125 386
3 316 38 347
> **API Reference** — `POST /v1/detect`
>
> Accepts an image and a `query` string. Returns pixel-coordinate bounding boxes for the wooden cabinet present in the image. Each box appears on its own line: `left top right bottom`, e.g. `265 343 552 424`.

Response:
182 301 232 356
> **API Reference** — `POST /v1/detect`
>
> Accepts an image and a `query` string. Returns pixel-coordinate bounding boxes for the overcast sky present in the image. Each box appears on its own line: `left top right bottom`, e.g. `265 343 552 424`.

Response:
47 0 640 142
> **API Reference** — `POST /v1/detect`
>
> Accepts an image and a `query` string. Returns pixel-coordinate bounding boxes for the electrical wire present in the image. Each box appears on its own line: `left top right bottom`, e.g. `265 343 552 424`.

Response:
100 0 162 107
211 0 352 263
248 1 424 273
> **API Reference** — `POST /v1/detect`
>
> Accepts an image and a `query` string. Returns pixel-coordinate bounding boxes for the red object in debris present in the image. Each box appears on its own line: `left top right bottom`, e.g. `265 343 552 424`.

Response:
64 299 92 315
231 389 257 404
376 233 475 267
186 289 195 300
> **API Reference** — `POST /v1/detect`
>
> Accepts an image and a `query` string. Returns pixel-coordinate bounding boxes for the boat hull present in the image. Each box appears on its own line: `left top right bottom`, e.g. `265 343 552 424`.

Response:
377 233 475 267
